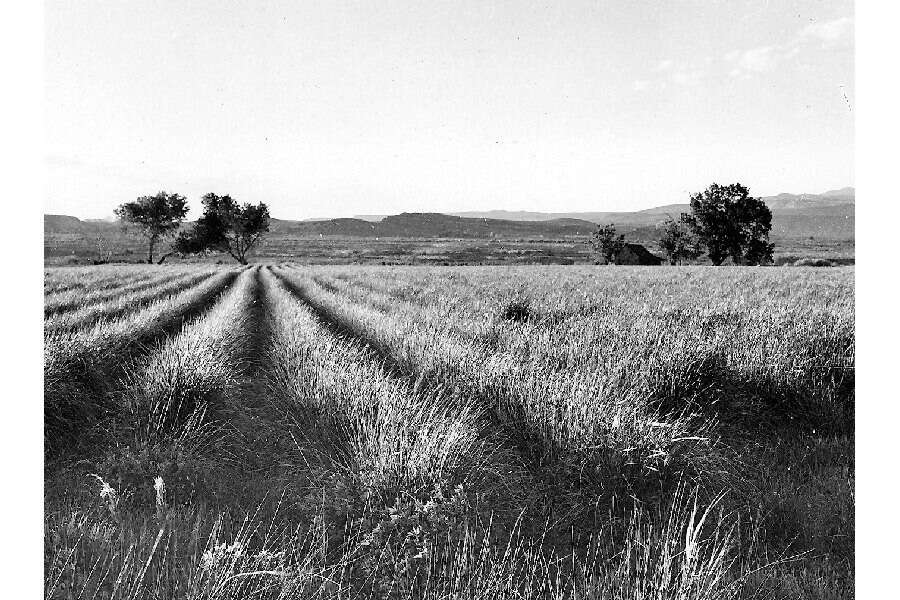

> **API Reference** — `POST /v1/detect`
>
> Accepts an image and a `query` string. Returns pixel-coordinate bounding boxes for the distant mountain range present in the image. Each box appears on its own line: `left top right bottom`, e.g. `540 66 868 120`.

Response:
45 187 854 241
355 187 855 223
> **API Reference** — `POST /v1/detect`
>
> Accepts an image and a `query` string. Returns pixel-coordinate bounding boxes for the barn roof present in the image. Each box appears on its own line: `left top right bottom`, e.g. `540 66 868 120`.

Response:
621 243 658 259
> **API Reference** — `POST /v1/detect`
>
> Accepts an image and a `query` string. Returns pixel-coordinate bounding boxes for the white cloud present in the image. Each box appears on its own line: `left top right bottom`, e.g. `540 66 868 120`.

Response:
670 67 703 85
645 58 707 87
723 16 852 79
738 45 777 73
798 16 853 44
654 59 674 72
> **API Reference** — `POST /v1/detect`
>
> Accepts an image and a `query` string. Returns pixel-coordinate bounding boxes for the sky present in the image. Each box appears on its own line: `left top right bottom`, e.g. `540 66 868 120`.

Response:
45 0 854 220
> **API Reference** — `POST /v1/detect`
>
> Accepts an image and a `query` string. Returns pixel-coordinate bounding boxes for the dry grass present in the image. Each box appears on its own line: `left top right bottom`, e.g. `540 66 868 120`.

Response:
44 263 854 598
44 268 241 455
45 268 220 326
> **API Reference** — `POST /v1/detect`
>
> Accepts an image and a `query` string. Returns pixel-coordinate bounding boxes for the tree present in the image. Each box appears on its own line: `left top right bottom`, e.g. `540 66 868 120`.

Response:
114 192 189 264
657 216 702 265
681 183 774 266
174 193 270 264
591 223 625 264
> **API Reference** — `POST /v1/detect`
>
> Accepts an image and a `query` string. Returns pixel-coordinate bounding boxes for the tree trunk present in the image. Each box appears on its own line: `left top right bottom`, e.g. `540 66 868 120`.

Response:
147 236 156 264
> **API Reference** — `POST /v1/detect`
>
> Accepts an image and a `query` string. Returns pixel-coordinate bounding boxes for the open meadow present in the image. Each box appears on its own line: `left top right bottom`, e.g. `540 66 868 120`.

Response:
44 264 854 599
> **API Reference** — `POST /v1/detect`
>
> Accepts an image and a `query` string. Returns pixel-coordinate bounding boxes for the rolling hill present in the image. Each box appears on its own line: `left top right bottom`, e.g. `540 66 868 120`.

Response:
449 187 854 222
45 187 854 241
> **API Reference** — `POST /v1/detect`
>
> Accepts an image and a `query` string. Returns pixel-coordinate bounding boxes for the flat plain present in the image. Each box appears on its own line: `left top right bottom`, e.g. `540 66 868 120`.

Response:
44 264 854 599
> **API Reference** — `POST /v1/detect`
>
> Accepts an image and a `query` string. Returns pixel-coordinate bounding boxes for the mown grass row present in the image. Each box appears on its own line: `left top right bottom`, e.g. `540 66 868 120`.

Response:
44 264 853 599
312 266 855 437
44 268 241 456
44 270 157 306
45 269 223 331
47 264 504 598
46 265 756 600
275 268 718 508
282 265 855 596
262 267 776 598
262 266 507 511
43 264 174 295
44 267 213 317
46 268 263 599
116 268 258 448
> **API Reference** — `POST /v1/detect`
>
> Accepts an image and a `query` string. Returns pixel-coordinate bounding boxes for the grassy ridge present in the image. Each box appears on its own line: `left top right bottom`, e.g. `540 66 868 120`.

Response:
45 269 222 330
44 268 241 455
44 264 161 294
283 265 855 594
276 267 722 500
44 270 159 308
45 268 261 599
262 267 512 514
44 268 210 317
309 266 853 433
117 268 258 446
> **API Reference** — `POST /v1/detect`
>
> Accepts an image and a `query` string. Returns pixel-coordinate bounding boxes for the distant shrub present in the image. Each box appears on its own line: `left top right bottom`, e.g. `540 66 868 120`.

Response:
500 298 532 322
794 258 833 267
774 255 799 266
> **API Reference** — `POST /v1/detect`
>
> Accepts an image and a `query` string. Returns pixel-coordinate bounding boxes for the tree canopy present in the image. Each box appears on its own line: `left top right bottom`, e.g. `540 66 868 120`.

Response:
590 223 625 264
174 193 270 264
681 183 774 265
114 191 189 263
657 216 702 265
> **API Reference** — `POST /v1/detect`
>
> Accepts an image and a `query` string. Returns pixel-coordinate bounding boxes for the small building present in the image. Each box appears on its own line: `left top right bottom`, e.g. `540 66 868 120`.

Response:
614 243 663 266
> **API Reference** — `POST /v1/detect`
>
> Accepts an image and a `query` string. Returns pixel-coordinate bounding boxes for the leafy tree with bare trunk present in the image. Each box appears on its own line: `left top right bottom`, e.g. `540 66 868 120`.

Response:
174 193 270 264
681 183 774 266
591 223 625 264
114 192 189 264
657 216 702 265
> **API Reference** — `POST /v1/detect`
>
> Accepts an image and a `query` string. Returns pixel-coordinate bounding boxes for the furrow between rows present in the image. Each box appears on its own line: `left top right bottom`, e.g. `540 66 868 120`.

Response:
44 268 211 317
45 270 224 331
261 267 518 510
44 268 244 457
270 267 717 516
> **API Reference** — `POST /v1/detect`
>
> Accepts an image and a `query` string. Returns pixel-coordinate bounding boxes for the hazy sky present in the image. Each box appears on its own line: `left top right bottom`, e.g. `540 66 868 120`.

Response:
45 0 854 220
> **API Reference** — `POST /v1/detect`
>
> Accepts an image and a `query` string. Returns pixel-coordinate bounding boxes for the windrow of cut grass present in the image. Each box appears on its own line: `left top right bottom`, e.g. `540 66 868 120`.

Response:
44 268 242 456
44 264 161 295
44 268 296 600
261 267 507 512
312 266 855 435
44 271 158 306
45 269 222 331
116 267 258 449
299 265 855 594
273 267 718 511
42 263 854 599
256 267 748 597
44 267 212 317
48 267 520 599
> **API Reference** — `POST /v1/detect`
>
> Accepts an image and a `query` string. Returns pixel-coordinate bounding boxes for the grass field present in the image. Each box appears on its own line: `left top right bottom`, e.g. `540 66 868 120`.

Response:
44 264 854 599
45 231 855 267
